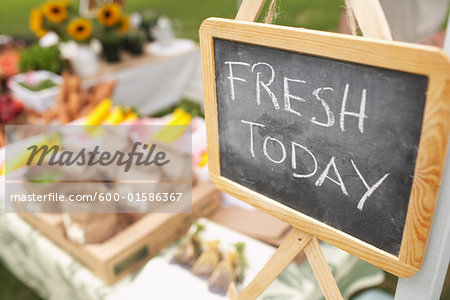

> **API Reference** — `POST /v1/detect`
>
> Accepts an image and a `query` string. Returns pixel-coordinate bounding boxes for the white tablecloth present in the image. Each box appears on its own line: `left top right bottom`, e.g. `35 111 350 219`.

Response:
0 203 384 300
82 40 204 115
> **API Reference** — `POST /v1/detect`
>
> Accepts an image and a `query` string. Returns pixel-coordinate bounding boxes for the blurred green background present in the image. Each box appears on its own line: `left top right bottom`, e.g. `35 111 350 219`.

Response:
0 0 344 41
0 0 449 299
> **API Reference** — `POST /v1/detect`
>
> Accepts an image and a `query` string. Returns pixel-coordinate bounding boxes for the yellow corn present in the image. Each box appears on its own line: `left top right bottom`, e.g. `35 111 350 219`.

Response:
154 108 192 143
122 111 139 123
104 106 126 124
198 151 208 167
168 108 192 125
84 98 113 125
1 135 61 175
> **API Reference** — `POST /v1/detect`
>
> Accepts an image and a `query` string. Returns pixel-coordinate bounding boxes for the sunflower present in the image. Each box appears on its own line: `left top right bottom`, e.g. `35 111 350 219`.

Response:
119 15 130 33
98 3 122 27
29 9 48 38
67 18 92 42
41 1 68 23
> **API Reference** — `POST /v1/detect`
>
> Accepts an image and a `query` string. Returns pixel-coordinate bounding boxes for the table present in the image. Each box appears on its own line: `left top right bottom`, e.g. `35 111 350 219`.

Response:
0 202 384 300
82 39 204 115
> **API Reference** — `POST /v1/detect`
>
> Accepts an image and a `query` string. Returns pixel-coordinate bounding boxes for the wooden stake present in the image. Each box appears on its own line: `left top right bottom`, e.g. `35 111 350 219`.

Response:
346 0 393 40
235 0 266 21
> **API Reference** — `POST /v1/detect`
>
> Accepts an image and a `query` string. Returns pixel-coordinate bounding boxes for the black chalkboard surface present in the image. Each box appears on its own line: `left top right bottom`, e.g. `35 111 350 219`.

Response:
214 38 428 256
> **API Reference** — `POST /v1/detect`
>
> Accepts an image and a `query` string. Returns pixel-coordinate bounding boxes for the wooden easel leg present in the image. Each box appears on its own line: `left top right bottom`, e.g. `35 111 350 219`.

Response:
228 228 312 300
228 230 343 300
304 237 343 300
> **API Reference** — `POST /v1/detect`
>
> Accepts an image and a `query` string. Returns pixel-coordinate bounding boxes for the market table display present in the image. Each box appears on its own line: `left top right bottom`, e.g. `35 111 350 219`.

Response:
0 201 384 300
0 113 383 298
82 40 203 115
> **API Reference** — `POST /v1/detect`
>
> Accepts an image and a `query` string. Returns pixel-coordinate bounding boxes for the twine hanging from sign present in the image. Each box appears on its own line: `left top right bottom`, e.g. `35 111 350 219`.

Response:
264 0 279 24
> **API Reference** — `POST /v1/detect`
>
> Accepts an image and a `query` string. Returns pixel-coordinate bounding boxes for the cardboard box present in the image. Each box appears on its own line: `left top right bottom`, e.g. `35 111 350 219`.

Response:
19 181 221 285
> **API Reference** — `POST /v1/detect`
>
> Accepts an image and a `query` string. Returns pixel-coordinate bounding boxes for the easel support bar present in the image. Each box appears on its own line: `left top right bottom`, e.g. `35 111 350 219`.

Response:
228 229 312 300
235 0 266 21
228 229 343 300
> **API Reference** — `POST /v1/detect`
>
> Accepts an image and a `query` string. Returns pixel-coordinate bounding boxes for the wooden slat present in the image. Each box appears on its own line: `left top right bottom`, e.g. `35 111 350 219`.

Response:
347 0 393 40
304 237 343 300
210 173 417 277
235 0 267 22
200 34 221 176
19 181 221 285
199 18 450 77
399 78 450 268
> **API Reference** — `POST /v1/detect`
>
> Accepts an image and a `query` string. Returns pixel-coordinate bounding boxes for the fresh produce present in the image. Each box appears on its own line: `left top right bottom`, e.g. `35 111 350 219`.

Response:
173 223 205 266
154 108 192 143
151 98 204 118
234 242 247 283
0 94 24 149
103 105 126 124
191 240 222 277
208 251 237 292
84 98 113 125
0 133 60 176
208 242 247 292
18 79 58 91
25 73 117 125
173 227 248 294
0 50 20 77
84 100 140 126
198 151 208 168
19 44 65 74
0 94 24 123
122 110 139 122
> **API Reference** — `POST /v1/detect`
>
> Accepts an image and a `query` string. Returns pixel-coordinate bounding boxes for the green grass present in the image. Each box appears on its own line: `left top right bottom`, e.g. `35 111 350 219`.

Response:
0 0 44 39
0 0 345 41
0 262 41 300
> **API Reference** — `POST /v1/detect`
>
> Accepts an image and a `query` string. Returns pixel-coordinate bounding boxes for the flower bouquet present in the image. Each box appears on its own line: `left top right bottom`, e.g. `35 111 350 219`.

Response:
96 3 130 62
28 1 99 75
29 0 94 43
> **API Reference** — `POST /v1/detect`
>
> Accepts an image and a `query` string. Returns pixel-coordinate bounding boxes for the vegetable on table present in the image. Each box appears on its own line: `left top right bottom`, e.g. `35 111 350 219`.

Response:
191 240 222 277
173 223 205 266
154 108 192 143
84 98 113 125
103 105 126 124
18 79 58 91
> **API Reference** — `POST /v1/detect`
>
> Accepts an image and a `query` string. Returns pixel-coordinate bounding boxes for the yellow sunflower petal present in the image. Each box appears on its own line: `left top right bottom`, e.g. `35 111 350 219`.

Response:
29 9 48 38
119 15 130 33
97 3 122 27
67 18 92 42
42 1 68 23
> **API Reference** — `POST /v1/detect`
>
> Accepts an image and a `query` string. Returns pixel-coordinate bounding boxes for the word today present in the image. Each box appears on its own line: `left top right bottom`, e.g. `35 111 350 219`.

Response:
241 119 390 211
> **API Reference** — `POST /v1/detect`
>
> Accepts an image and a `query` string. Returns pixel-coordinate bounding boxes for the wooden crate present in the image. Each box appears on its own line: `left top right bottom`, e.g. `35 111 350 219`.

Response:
19 181 221 285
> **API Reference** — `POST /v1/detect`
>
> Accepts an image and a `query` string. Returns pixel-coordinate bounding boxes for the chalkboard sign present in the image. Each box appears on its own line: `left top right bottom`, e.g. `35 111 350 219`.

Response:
200 18 450 277
215 38 427 256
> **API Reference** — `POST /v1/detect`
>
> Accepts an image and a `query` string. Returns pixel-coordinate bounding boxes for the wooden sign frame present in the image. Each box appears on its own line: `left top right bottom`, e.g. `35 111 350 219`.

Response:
200 17 450 278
